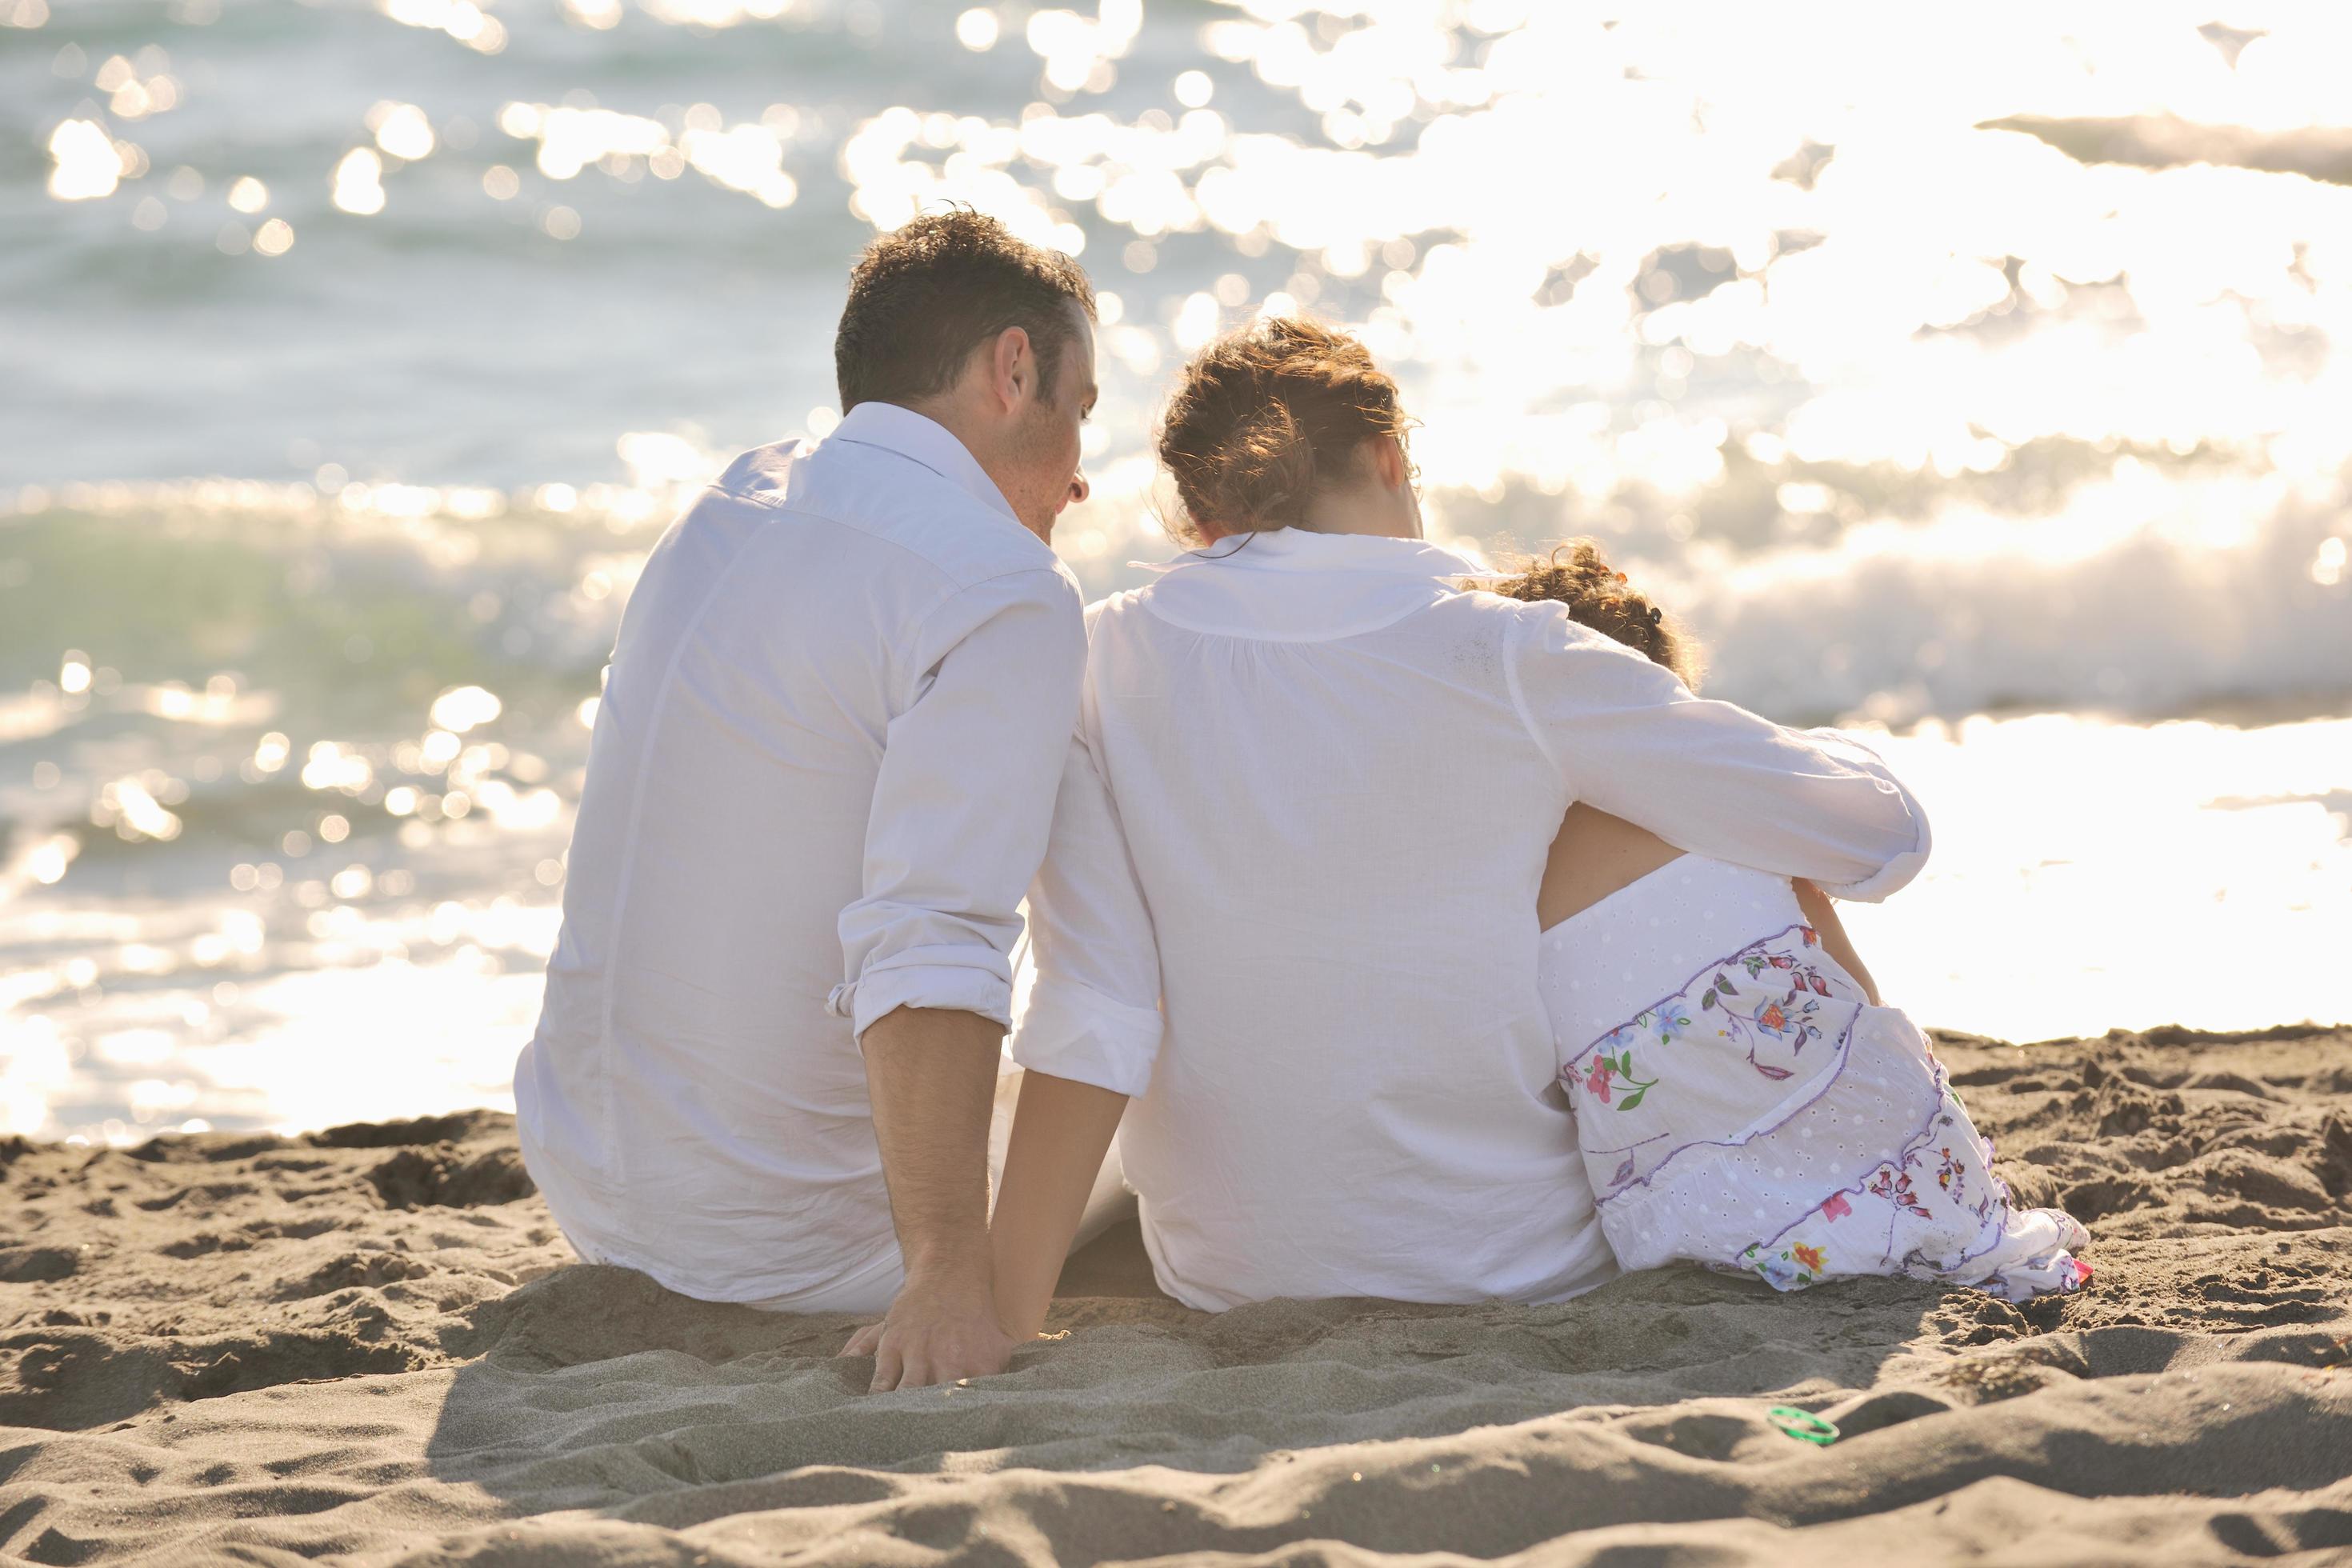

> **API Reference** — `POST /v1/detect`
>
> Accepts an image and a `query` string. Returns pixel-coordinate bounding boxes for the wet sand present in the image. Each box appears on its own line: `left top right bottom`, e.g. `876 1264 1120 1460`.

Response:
3 1025 2349 1565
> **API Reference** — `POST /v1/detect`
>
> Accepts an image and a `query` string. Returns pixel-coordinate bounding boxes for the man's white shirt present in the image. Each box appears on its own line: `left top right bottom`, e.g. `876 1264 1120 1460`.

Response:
1014 527 1930 1311
514 403 1083 1311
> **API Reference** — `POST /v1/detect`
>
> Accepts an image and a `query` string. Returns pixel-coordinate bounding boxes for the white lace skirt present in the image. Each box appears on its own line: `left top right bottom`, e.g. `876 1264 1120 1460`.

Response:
1539 856 2090 1303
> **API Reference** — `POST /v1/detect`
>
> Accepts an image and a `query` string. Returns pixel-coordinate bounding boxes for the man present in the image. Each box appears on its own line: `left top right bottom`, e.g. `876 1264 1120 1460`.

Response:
513 210 1098 1391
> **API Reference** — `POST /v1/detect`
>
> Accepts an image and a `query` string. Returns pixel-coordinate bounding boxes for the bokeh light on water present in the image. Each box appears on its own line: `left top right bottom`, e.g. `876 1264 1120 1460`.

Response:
2 2 2348 1140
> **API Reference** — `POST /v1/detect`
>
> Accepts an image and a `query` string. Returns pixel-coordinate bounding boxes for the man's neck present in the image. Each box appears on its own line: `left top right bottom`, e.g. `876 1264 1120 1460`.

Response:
898 396 993 474
898 397 1041 540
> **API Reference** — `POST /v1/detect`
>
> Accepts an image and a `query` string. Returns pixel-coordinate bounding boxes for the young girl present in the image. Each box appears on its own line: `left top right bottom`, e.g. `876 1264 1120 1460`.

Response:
1494 545 2090 1302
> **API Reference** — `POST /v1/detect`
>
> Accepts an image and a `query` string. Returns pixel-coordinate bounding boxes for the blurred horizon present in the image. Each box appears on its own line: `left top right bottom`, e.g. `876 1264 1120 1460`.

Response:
3 0 2348 1143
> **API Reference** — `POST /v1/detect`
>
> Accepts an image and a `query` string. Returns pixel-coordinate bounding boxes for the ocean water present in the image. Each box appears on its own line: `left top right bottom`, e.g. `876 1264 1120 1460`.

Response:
3 1 2348 1143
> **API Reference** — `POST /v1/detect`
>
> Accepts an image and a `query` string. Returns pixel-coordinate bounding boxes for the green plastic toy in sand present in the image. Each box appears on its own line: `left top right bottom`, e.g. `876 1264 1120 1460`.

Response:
1766 1406 1840 1445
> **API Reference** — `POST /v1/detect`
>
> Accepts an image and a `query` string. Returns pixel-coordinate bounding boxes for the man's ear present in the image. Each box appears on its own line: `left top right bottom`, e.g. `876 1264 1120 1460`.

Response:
1371 435 1409 490
990 325 1033 413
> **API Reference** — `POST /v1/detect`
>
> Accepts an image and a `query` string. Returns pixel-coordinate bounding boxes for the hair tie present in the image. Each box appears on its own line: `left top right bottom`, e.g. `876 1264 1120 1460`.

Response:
1647 606 1663 626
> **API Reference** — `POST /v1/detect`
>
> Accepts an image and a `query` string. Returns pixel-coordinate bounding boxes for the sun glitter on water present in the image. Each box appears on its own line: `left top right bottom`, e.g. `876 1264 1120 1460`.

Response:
6 2 2350 1142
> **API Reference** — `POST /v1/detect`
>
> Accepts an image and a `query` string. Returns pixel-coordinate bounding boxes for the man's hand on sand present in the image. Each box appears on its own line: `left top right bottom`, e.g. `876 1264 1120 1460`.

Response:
840 1264 1017 1392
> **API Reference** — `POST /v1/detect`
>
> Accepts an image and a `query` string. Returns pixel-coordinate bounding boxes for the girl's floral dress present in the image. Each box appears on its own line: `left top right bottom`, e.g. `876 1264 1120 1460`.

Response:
1541 857 2090 1302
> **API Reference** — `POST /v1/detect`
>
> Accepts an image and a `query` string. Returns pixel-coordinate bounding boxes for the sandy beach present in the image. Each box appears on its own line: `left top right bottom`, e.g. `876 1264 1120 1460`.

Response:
0 1024 2344 1565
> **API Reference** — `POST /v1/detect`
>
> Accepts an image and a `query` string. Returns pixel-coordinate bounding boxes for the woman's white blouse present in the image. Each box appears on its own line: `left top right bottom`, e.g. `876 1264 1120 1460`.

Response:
1012 526 1930 1311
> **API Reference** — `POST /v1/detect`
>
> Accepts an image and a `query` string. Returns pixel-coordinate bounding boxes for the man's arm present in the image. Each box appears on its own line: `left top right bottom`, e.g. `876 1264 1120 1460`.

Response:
830 569 1085 1391
855 1004 1015 1390
1509 602 1930 900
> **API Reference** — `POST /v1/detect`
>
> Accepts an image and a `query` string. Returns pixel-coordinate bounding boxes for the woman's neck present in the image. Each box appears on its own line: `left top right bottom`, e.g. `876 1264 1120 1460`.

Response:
1298 480 1421 540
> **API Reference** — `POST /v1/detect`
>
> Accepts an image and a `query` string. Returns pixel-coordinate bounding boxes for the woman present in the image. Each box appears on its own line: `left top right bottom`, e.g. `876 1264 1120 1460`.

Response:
986 318 1947 1333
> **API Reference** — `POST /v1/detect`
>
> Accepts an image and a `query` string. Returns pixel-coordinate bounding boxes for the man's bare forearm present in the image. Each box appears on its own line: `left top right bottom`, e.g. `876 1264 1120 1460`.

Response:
860 1004 1005 1274
846 1003 1018 1390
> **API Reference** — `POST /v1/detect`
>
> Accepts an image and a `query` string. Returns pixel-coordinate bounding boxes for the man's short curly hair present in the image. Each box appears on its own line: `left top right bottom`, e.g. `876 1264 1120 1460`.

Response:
834 210 1095 412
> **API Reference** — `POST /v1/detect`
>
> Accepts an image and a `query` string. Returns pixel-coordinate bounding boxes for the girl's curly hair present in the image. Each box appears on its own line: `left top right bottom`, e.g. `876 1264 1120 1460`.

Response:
1482 540 1703 689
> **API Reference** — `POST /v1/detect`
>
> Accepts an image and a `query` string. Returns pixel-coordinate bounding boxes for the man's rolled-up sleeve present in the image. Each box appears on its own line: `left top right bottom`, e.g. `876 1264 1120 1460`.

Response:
1507 603 1931 902
1011 701 1164 1098
829 568 1086 1040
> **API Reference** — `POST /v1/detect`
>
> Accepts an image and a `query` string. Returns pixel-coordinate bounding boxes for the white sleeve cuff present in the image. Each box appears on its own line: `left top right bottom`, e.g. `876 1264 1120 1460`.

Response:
828 946 1014 1040
1797 727 1933 903
1011 977 1163 1098
1812 843 1930 903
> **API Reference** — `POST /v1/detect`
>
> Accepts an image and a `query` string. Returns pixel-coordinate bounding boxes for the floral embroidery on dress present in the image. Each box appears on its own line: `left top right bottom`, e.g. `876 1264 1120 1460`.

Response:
1698 954 1840 1080
1550 862 2088 1305
1723 1075 2088 1302
1584 1056 1614 1103
1866 1166 1935 1221
1740 1238 1829 1289
1564 925 1858 1115
1934 1144 1966 1201
1585 1047 1658 1110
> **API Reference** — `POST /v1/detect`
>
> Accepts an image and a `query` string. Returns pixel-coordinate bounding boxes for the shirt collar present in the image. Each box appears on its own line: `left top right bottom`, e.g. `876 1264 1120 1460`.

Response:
1136 526 1483 641
829 402 1022 527
1157 527 1478 579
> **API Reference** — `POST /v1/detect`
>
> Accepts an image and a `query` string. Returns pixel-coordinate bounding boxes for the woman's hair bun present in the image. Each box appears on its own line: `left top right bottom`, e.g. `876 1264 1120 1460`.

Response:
1157 317 1412 543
